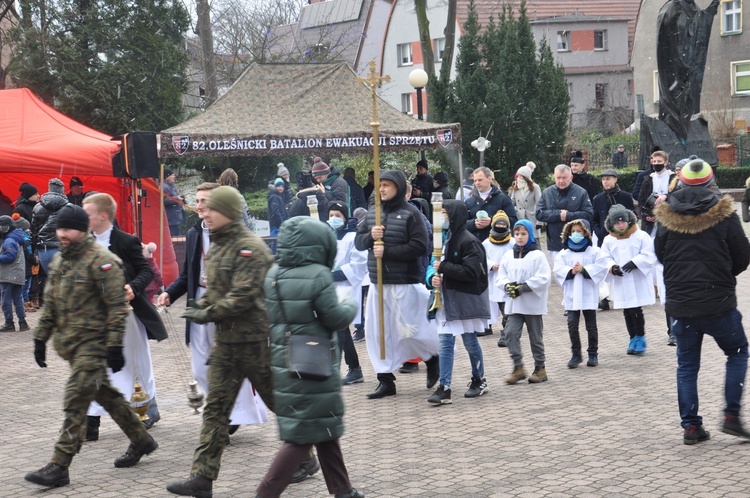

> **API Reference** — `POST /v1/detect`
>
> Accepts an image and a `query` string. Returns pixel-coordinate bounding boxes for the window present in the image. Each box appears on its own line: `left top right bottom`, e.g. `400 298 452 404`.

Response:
401 93 413 114
434 38 446 62
653 70 660 103
732 61 750 95
722 0 742 34
557 31 570 51
594 30 608 50
568 82 573 97
595 83 608 108
397 43 413 66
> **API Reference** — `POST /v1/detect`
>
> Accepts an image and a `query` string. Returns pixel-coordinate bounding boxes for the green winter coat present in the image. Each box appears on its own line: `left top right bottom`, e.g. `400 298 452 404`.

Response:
264 216 357 445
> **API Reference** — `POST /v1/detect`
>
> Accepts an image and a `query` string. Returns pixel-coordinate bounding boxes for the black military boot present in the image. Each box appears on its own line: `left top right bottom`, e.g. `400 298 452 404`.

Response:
114 433 158 468
86 416 100 441
18 320 30 331
24 463 70 487
166 474 213 497
0 321 15 332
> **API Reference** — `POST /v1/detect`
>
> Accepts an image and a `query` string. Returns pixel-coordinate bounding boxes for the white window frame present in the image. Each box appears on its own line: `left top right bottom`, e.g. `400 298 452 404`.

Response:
557 31 570 52
653 70 660 103
434 38 446 62
594 30 608 51
722 0 742 35
397 43 413 67
731 60 750 96
401 93 413 114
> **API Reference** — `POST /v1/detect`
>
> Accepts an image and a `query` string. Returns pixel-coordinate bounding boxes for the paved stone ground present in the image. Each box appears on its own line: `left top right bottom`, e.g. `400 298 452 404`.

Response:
4 212 750 497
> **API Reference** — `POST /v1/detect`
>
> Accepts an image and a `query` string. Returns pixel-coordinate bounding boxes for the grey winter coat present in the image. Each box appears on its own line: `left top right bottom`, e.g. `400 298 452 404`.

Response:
0 228 27 285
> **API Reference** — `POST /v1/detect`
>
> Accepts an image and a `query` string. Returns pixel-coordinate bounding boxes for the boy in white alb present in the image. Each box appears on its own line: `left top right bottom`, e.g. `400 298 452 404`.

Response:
482 211 514 347
600 204 656 355
497 219 551 384
553 219 608 368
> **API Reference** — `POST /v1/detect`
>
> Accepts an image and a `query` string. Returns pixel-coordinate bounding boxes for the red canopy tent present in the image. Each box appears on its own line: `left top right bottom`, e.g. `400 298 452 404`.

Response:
0 88 178 284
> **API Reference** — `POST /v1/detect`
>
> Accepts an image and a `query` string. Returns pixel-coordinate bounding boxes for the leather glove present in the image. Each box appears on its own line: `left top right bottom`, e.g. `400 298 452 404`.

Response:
622 261 637 273
34 339 47 368
182 307 209 324
611 265 624 277
106 346 126 373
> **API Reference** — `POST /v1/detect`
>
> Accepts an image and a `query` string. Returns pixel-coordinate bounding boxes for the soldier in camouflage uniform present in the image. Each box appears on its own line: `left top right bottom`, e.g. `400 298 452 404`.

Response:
25 205 158 489
167 186 275 498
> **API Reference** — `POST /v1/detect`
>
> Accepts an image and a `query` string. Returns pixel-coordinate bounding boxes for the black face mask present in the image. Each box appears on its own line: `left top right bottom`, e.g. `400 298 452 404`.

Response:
653 163 665 172
490 226 510 239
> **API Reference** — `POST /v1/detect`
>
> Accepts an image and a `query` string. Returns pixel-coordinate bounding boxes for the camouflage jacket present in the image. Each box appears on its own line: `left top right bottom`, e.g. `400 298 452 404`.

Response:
198 221 273 343
35 234 128 361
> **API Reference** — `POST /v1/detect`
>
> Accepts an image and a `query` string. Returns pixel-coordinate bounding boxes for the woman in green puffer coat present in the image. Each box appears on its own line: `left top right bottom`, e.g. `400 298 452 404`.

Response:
256 216 364 498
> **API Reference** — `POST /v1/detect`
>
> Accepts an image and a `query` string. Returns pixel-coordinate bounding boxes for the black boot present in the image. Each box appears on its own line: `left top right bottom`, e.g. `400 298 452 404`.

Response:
291 454 320 483
166 474 213 497
0 321 15 332
24 463 70 487
114 433 158 468
335 489 365 498
18 320 30 331
86 416 100 441
366 382 396 399
425 356 439 389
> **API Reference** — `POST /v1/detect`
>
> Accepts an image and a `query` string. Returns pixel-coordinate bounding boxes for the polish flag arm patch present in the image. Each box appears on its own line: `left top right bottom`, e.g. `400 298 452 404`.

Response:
240 249 253 258
100 263 114 271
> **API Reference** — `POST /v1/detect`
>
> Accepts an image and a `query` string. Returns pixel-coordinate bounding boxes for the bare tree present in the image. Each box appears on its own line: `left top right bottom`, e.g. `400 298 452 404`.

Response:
196 0 218 105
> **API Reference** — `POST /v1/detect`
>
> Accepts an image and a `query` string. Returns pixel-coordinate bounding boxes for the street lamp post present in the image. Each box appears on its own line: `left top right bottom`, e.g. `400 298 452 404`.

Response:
409 68 429 161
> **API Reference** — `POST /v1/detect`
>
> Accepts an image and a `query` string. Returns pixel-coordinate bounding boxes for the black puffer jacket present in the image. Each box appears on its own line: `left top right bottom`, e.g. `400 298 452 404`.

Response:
355 170 428 284
655 188 750 319
13 196 36 223
31 192 69 249
436 200 488 296
465 185 518 241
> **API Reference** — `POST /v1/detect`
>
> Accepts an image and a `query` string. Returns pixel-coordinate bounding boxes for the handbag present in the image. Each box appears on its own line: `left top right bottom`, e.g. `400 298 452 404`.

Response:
274 275 333 381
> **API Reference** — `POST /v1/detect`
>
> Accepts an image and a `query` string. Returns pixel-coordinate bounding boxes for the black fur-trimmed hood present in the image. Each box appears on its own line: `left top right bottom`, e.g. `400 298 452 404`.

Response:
655 192 735 235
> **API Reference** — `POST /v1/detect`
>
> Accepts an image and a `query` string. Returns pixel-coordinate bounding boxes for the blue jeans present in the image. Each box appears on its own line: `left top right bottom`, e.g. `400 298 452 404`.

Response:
672 309 748 428
38 248 59 275
0 282 25 323
438 332 484 389
22 275 32 302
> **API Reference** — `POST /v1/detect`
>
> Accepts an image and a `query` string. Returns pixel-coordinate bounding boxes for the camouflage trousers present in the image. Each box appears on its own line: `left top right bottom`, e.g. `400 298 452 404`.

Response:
52 355 148 467
191 340 274 480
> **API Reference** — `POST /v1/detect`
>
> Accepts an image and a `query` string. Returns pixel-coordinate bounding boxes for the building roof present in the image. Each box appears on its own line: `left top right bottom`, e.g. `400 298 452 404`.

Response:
300 0 365 28
530 15 632 24
457 0 641 58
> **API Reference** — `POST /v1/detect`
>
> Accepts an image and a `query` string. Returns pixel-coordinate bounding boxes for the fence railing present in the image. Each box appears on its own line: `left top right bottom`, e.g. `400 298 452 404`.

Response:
570 136 749 170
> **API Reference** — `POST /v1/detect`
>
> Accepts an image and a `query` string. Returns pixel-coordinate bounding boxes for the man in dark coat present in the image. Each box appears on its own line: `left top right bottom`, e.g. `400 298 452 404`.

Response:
343 167 367 213
612 145 628 168
433 171 454 199
571 157 599 204
654 158 750 445
13 182 39 222
591 169 635 247
535 165 593 259
465 167 518 241
82 193 167 440
67 177 85 206
411 159 434 202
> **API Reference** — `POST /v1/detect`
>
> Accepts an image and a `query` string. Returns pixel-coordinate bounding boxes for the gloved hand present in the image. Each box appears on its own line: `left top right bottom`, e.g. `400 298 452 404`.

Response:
182 307 209 324
504 283 519 299
106 346 125 373
515 283 530 295
622 261 637 273
34 339 47 368
611 265 624 277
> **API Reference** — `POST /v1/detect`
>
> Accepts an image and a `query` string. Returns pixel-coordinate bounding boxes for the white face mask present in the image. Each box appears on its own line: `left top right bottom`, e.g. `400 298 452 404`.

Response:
516 178 527 189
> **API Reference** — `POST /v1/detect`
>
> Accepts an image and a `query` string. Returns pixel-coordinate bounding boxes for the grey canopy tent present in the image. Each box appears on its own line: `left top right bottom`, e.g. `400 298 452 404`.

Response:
159 62 461 158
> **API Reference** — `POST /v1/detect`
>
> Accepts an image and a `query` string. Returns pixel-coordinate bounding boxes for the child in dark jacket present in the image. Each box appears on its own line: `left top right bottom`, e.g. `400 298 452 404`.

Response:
426 200 490 404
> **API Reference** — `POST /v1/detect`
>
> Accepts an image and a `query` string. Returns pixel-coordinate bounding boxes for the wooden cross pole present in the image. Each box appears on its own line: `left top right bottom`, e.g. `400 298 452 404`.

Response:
358 60 390 360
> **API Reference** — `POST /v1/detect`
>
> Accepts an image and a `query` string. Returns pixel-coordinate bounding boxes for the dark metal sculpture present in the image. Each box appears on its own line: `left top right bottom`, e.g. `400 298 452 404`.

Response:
656 0 720 142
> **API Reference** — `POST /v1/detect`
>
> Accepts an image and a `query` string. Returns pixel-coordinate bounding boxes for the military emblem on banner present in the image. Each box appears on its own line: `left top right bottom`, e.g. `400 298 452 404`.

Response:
436 129 453 147
172 135 190 155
